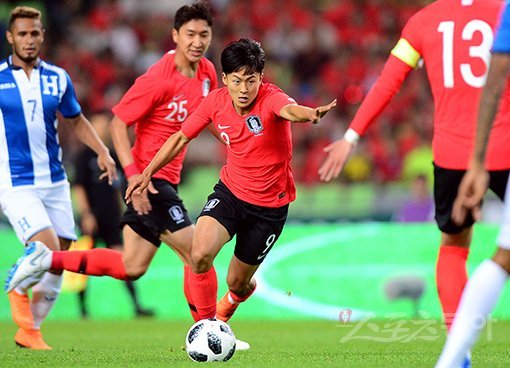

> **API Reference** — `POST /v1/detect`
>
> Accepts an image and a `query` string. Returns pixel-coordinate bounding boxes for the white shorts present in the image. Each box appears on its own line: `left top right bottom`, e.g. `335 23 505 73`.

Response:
498 173 510 249
0 181 76 244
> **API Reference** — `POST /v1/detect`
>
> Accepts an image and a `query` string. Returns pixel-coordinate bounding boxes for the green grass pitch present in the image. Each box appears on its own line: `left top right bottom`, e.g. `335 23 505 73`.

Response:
1 319 510 367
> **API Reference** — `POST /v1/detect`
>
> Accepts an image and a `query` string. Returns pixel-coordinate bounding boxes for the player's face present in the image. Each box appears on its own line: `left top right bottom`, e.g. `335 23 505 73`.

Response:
222 68 263 115
6 17 44 65
173 19 212 64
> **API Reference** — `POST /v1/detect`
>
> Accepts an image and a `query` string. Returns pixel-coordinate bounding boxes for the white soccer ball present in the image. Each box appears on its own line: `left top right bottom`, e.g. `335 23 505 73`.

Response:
185 318 236 362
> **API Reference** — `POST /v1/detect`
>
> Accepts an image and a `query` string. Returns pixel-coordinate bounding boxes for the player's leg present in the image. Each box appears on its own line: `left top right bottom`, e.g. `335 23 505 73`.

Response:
189 215 231 319
433 165 474 329
0 187 62 350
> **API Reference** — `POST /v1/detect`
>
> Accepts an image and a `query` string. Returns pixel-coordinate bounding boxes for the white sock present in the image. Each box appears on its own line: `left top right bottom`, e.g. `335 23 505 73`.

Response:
30 272 63 329
436 259 508 368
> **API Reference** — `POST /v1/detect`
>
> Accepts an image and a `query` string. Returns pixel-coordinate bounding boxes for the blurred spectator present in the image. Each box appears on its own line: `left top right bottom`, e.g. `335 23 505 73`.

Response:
394 174 434 222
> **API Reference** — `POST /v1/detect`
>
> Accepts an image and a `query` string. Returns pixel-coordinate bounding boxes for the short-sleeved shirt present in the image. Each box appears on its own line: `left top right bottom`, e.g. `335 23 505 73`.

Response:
0 57 81 188
112 51 217 184
391 0 510 170
182 83 297 207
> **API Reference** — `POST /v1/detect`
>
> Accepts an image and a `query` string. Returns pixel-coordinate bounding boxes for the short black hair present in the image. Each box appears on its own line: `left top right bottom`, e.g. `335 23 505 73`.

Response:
174 1 213 31
221 38 265 75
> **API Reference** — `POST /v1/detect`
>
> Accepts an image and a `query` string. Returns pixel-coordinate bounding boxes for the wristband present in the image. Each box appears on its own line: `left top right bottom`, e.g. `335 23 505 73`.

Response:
343 128 360 146
123 163 140 179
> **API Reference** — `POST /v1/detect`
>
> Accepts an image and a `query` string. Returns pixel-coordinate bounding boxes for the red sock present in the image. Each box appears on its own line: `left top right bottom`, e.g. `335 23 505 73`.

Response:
436 245 469 330
189 267 218 319
51 248 128 280
183 265 200 322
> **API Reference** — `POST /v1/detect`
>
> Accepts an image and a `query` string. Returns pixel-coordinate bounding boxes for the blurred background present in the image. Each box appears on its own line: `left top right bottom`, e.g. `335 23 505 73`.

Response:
0 0 508 322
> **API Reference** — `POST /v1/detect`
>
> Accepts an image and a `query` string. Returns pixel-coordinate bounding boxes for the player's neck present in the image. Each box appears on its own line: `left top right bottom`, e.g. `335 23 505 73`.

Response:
11 54 39 78
174 52 199 78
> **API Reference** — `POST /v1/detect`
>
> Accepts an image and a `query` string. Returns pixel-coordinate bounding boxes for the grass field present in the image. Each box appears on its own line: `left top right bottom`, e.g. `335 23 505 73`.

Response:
1 319 510 367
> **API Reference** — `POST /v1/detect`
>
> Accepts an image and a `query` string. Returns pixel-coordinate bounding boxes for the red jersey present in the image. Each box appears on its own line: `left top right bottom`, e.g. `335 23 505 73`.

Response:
112 51 217 183
351 0 510 170
182 83 297 207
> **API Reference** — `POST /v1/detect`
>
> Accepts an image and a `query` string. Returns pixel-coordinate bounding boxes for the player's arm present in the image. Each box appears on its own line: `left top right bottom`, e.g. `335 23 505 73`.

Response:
279 99 337 124
318 42 417 182
125 131 191 202
64 113 117 184
453 52 510 223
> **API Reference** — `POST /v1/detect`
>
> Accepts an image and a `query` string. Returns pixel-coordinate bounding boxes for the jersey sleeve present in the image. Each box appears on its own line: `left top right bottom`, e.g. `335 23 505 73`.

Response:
494 3 510 53
181 93 214 139
266 88 297 118
392 14 423 69
58 71 82 118
112 75 170 125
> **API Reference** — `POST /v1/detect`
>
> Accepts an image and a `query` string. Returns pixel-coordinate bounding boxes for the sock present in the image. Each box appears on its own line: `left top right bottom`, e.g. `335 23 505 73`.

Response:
30 272 63 329
52 248 128 280
436 259 508 368
184 265 200 322
436 245 469 329
229 283 256 304
78 289 88 318
189 267 218 320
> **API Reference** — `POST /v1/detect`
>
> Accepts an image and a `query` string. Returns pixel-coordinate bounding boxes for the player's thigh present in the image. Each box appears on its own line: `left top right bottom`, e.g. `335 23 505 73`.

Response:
193 215 231 261
0 187 54 244
433 164 475 236
40 182 76 242
160 224 194 265
122 225 158 276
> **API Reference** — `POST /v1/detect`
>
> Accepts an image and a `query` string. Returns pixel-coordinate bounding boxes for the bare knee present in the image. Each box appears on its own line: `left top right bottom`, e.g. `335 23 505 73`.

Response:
441 228 472 248
493 248 510 274
124 263 147 280
190 249 213 274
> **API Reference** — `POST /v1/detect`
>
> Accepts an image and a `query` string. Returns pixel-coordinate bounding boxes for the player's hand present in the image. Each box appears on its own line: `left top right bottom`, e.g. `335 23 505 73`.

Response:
97 151 118 185
310 99 337 124
452 164 489 224
318 138 355 182
125 173 159 215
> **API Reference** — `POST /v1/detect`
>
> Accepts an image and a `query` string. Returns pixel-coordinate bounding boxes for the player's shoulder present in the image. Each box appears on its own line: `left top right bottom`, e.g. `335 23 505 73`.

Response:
259 83 287 98
412 0 502 20
39 59 68 76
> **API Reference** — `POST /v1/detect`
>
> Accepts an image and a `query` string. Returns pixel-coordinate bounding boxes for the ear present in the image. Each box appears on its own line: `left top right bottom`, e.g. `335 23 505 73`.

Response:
221 73 227 86
6 30 13 45
172 28 178 44
260 72 264 81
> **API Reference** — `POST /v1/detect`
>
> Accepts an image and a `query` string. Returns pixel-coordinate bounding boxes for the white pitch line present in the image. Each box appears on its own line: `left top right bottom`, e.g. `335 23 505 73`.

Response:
256 224 383 321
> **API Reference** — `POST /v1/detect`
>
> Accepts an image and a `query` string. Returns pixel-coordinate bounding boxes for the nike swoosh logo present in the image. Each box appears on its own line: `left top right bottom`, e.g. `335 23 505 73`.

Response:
257 254 267 260
173 94 185 101
44 296 56 302
29 251 44 267
218 124 231 129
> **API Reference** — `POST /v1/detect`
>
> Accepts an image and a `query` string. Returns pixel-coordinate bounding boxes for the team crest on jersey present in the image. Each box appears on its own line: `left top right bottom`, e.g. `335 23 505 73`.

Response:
246 115 263 135
169 205 185 224
202 78 211 97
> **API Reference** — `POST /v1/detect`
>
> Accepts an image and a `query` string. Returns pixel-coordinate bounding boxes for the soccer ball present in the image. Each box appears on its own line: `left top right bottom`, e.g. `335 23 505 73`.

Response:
185 318 236 362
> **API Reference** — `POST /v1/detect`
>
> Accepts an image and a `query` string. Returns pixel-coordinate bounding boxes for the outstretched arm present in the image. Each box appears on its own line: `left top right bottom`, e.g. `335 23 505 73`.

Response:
452 53 510 223
279 99 337 124
125 131 190 202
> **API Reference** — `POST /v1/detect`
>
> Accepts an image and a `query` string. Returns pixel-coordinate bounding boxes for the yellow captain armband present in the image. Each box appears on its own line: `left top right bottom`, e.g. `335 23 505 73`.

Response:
391 38 421 68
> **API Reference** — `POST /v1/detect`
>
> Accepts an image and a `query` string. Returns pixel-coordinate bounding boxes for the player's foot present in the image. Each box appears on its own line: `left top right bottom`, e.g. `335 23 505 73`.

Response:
8 290 34 330
135 307 155 318
14 328 52 350
235 339 251 351
216 293 239 322
5 241 50 293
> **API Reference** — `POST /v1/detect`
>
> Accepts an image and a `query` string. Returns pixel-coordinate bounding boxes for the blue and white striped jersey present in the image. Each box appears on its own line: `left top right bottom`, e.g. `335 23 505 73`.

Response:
494 2 510 54
0 56 81 188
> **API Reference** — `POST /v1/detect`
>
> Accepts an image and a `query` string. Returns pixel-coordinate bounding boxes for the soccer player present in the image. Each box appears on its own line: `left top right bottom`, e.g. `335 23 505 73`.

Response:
5 1 216 319
1 6 117 349
125 38 336 323
436 3 510 366
318 0 510 345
